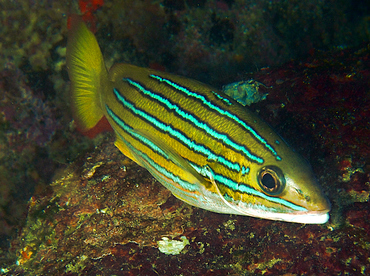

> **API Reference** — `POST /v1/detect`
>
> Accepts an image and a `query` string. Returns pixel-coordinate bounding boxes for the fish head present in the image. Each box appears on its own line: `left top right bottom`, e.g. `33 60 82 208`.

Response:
241 151 331 224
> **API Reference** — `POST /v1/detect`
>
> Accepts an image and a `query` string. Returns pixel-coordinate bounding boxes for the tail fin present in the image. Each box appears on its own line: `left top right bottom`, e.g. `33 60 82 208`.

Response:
66 15 110 135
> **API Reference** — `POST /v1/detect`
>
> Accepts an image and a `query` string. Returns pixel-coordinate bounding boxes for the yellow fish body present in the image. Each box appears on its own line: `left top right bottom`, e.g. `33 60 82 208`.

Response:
66 16 330 224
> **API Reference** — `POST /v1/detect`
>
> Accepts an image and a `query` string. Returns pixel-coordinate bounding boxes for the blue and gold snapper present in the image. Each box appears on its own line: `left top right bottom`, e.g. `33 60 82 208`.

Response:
66 16 330 224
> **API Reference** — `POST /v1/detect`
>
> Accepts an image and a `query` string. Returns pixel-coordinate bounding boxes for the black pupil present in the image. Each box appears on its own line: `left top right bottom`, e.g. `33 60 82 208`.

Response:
262 173 276 189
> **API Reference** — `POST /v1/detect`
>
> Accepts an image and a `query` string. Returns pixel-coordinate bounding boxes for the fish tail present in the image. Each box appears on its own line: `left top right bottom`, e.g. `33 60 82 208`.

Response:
66 15 111 137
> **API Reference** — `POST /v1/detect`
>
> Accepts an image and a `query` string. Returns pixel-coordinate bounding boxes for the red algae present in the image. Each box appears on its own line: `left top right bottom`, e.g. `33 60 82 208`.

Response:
78 0 104 32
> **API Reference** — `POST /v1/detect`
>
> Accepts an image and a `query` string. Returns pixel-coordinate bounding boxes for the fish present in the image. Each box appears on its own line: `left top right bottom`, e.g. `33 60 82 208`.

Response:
66 16 331 224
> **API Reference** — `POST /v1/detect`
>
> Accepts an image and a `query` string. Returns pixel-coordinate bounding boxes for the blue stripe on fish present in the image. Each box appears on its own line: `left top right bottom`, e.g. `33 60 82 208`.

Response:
149 74 282 161
106 104 168 159
119 134 199 192
113 88 241 172
122 77 263 164
242 166 250 175
211 90 232 105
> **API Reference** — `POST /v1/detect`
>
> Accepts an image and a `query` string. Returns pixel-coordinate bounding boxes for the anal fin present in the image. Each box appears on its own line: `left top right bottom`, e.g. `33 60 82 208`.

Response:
114 135 140 164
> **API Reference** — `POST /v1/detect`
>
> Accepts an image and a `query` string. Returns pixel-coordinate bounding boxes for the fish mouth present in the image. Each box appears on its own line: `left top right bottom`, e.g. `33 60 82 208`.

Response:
279 209 330 224
252 208 330 224
231 204 330 224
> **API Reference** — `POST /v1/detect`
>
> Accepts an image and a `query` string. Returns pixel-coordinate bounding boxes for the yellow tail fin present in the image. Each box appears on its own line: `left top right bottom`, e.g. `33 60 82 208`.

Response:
66 15 109 133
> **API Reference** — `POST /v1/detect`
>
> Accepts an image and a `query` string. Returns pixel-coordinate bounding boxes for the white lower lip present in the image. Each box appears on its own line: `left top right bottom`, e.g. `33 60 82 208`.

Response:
264 211 330 224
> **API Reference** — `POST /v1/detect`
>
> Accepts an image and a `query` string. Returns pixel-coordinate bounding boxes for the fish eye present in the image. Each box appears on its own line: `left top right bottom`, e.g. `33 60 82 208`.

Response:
257 166 285 195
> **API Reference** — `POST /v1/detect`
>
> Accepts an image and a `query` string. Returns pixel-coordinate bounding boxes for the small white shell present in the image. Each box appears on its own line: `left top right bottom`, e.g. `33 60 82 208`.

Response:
157 236 189 255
